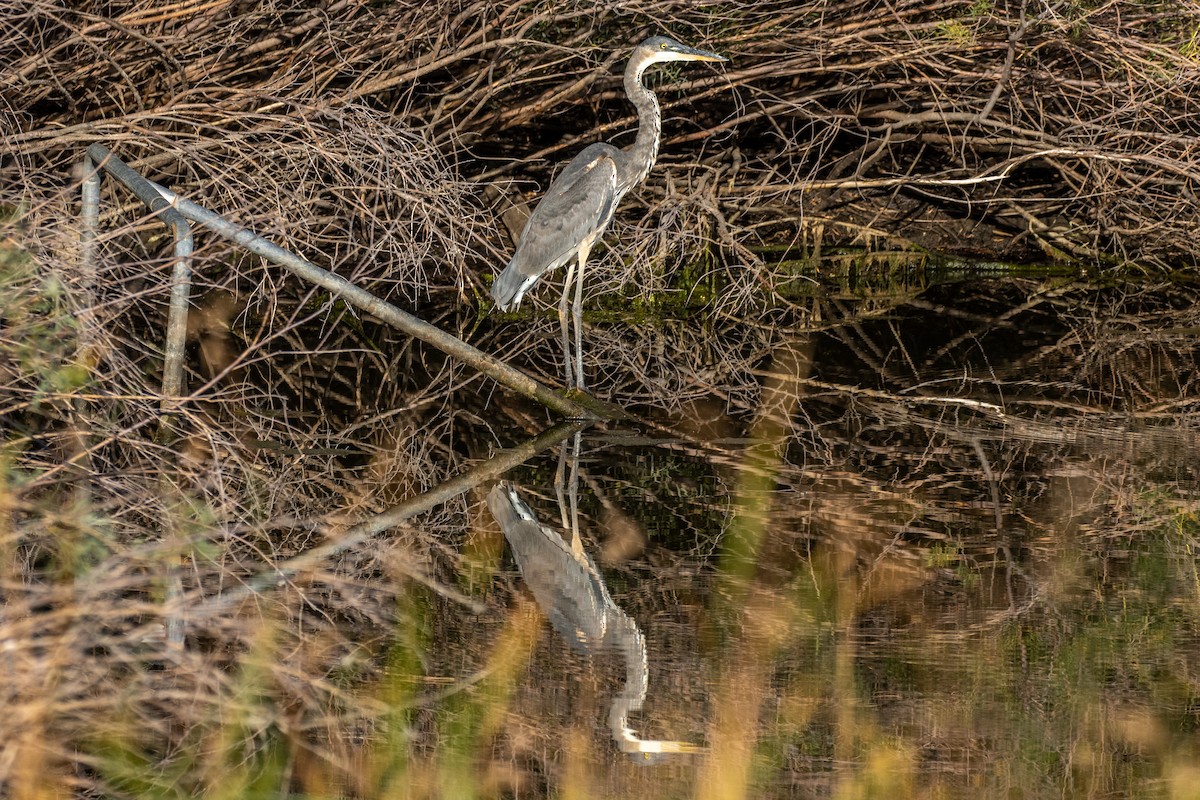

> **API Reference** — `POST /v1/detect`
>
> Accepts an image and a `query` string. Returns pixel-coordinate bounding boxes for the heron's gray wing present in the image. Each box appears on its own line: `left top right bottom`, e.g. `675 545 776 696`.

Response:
491 144 620 310
487 484 574 560
543 141 621 202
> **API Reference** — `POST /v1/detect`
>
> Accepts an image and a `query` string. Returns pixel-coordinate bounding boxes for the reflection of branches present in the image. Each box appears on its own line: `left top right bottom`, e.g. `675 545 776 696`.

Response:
569 280 1200 649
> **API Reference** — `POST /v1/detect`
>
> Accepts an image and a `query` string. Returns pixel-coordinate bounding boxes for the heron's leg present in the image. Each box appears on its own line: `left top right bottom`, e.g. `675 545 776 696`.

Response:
567 431 583 559
553 437 570 530
573 242 591 390
559 259 577 388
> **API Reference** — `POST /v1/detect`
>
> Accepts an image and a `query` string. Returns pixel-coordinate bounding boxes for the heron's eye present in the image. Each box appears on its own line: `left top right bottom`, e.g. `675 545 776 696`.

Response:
660 42 667 49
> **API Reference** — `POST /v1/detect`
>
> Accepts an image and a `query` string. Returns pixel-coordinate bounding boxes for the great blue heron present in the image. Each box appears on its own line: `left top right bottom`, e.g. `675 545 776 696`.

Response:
487 482 702 759
491 36 727 390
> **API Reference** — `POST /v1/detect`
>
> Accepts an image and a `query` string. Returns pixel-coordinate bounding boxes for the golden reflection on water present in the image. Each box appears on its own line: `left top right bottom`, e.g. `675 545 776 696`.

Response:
10 280 1199 800
442 289 1200 799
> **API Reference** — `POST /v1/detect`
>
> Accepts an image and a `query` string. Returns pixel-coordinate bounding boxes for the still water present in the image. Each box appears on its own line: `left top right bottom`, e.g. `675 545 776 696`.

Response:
387 277 1200 798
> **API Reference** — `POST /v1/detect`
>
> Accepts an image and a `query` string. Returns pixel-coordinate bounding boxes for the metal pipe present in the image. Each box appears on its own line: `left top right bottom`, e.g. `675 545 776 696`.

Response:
123 153 601 420
80 153 100 272
82 148 192 648
85 144 193 405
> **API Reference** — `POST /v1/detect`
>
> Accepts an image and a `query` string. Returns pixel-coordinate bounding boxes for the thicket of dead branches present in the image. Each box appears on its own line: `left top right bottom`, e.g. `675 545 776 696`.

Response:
6 0 1200 288
3 1 1200 796
4 0 1198 408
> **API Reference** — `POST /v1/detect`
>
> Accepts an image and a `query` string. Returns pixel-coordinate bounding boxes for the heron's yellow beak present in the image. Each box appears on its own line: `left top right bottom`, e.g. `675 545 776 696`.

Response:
675 45 727 63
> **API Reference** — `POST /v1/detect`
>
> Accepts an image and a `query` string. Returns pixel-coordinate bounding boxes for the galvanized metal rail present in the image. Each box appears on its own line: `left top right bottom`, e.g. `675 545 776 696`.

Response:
82 143 600 420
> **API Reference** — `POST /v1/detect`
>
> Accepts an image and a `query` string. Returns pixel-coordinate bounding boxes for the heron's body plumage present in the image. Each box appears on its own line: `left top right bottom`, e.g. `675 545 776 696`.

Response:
486 483 613 649
492 145 621 311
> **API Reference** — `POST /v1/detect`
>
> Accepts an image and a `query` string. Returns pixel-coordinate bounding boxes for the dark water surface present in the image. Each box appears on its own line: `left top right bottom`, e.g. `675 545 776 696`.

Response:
393 277 1200 798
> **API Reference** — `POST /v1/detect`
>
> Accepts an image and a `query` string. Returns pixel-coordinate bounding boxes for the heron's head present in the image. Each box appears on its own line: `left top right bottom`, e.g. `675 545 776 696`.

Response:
633 36 727 71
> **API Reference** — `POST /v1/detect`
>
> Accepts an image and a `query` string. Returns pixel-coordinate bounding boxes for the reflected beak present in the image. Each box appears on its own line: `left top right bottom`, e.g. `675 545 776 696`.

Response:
621 738 707 755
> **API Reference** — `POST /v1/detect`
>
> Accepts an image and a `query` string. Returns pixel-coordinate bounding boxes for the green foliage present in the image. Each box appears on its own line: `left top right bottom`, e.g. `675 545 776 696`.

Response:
0 219 88 400
934 19 976 47
969 0 993 16
1179 23 1200 60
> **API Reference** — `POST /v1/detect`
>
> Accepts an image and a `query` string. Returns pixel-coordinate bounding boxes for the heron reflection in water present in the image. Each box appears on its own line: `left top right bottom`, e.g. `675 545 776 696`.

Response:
487 482 701 759
491 36 727 389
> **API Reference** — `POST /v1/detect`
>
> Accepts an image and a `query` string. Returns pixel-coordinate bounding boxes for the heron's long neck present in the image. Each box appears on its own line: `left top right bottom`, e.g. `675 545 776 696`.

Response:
621 59 662 191
607 612 649 743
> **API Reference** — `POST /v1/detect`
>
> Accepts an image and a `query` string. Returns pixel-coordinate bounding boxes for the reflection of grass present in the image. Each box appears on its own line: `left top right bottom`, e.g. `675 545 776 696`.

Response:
435 604 539 800
693 409 1200 800
89 620 292 800
925 493 1200 796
